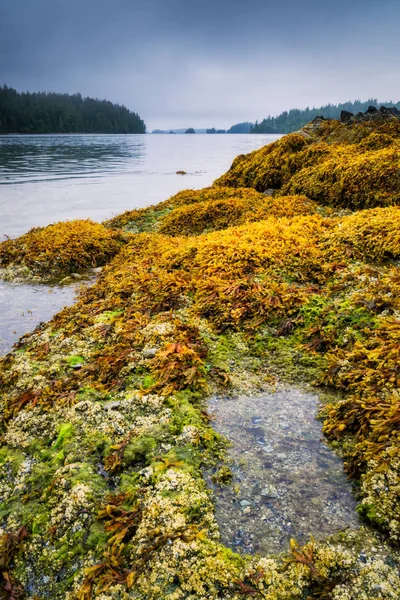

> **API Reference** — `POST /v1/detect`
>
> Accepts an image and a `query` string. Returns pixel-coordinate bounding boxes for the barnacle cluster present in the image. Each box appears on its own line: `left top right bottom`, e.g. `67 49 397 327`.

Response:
1 112 400 598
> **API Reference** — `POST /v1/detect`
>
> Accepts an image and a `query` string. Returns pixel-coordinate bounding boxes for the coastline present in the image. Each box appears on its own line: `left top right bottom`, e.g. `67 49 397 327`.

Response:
0 111 400 599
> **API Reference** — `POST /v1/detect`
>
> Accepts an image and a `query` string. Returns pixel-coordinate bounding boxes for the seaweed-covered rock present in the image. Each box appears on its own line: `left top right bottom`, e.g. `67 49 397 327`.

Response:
1 117 400 598
0 220 128 283
104 187 266 232
216 113 400 210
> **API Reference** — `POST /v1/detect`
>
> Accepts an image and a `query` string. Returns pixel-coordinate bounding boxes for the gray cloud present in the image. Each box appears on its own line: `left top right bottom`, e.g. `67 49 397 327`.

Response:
1 0 400 129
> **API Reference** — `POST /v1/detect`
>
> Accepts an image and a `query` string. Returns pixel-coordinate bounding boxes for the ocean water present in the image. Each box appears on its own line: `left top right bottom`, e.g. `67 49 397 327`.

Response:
0 133 280 353
0 133 280 238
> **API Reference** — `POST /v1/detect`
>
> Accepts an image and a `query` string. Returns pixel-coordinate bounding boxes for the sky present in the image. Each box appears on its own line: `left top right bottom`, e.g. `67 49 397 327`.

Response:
1 0 400 130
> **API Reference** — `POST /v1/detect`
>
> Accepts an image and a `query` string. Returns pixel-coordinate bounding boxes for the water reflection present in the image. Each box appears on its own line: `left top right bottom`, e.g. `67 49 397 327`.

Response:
207 386 359 555
0 134 146 183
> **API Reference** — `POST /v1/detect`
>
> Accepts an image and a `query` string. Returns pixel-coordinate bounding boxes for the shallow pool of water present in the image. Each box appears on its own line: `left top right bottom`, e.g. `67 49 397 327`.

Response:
0 281 79 355
207 385 359 555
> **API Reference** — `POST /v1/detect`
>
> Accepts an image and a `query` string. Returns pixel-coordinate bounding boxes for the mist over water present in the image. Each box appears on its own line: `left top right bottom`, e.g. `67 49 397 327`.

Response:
0 133 281 238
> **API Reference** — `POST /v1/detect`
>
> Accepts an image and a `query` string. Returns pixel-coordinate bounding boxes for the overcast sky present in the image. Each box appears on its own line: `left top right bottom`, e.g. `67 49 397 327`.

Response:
1 0 399 130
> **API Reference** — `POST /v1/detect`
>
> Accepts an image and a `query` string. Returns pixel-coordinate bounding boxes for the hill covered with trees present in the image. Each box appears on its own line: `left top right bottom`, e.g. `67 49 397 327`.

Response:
251 99 400 133
0 86 146 134
227 121 253 133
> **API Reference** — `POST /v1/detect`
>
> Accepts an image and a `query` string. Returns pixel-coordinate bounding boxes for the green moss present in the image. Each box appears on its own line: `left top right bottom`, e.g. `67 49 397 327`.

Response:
66 355 85 367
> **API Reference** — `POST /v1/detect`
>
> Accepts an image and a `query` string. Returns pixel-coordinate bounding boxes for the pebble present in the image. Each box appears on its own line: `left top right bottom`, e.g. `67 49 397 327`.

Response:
105 401 122 410
142 347 158 358
260 485 279 499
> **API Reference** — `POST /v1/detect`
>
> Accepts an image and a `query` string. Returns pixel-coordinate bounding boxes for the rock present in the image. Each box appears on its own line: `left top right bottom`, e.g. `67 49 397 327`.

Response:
263 188 274 196
105 401 122 410
240 500 251 508
340 110 354 123
380 105 400 116
312 115 326 123
92 266 103 273
71 273 84 280
142 347 158 359
359 551 368 564
261 444 274 453
342 105 400 125
260 485 279 498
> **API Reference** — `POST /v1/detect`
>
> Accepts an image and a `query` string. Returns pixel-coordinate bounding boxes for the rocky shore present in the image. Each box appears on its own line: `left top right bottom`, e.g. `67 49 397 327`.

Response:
0 107 399 599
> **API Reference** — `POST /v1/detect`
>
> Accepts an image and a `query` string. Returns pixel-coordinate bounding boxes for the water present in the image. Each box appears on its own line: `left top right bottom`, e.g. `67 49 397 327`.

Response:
0 133 279 354
207 386 359 555
0 133 280 238
0 281 79 355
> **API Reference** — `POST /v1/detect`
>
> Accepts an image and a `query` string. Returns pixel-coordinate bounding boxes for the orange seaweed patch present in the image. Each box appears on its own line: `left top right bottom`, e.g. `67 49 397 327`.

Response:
0 219 128 279
158 194 319 237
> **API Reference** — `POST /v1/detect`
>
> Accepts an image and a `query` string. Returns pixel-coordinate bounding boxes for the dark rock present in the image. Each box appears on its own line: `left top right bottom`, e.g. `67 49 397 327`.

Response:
380 105 400 116
366 105 378 113
340 110 354 123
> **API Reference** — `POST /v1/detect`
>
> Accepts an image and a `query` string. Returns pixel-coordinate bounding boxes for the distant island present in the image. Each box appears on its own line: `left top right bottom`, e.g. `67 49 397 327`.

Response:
151 122 254 135
251 99 400 133
0 85 146 134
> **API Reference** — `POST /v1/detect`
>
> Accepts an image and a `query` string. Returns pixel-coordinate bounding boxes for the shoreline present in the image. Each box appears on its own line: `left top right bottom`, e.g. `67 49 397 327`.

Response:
0 112 399 599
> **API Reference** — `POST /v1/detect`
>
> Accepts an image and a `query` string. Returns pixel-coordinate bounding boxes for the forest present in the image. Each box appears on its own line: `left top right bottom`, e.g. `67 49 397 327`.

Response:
251 99 400 133
0 86 146 134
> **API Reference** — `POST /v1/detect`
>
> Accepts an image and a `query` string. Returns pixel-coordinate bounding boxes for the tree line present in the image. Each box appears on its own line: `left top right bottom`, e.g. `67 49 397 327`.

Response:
0 86 146 134
251 99 400 133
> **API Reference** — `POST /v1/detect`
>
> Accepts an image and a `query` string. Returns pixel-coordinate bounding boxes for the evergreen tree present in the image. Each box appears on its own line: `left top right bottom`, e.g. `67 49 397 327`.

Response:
251 99 400 133
0 86 146 134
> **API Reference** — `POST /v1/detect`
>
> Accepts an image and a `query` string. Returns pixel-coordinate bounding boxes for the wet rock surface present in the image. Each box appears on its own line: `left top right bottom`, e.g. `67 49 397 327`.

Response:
207 385 359 555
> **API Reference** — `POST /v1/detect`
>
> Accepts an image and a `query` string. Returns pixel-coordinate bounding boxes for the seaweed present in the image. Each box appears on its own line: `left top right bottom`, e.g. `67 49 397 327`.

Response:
1 115 400 598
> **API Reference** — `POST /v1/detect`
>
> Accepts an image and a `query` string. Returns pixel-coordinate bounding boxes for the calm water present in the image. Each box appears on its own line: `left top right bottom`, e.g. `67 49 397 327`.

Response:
0 281 79 355
207 387 359 554
0 133 280 238
0 133 279 353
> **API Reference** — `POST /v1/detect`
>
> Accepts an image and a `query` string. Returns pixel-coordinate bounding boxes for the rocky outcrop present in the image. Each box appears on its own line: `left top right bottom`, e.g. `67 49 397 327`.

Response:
341 104 400 123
